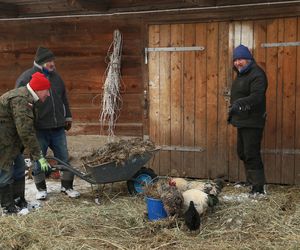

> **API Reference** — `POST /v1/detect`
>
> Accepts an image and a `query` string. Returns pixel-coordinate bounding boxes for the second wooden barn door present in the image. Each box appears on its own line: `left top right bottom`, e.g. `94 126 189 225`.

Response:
147 23 230 179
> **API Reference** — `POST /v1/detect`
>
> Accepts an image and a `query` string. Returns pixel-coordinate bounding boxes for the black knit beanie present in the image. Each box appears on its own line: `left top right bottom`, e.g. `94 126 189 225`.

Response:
35 47 55 65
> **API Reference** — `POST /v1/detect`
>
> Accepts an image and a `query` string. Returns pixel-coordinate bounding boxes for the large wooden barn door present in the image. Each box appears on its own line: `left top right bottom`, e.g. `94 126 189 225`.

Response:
147 23 230 179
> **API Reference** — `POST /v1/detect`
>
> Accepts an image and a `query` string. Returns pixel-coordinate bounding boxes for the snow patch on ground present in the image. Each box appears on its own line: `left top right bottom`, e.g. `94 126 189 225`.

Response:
220 193 255 203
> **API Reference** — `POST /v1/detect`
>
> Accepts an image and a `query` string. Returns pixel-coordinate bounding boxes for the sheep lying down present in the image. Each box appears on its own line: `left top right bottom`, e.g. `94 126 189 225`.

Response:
162 178 223 231
182 189 219 231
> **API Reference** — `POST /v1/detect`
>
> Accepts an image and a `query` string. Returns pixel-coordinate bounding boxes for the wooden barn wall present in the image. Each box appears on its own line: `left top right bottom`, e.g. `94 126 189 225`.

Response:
147 17 300 185
0 17 144 136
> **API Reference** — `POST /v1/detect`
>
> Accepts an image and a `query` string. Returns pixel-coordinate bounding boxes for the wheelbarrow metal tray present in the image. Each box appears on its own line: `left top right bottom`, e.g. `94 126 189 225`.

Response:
84 151 154 184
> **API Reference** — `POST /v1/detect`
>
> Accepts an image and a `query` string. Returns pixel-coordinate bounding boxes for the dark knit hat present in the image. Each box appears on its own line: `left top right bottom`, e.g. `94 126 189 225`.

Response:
233 44 253 61
34 47 55 65
29 72 51 91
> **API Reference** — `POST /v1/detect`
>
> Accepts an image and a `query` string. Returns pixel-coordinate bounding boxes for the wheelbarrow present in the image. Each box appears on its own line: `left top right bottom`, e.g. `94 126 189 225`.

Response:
46 148 159 194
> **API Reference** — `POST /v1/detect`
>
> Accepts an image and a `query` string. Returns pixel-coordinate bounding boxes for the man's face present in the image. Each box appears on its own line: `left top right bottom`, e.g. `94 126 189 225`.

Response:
43 60 56 72
36 89 50 102
233 58 249 71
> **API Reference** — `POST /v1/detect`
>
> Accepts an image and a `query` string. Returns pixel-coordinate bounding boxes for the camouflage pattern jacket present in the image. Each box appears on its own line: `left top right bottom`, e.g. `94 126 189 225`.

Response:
0 86 42 171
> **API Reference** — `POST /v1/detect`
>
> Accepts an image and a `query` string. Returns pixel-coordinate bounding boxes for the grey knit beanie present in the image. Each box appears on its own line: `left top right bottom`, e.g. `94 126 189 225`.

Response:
35 47 55 64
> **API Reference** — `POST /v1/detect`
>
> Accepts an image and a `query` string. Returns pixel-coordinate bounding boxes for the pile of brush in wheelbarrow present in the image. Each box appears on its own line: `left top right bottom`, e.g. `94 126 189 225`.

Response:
47 138 159 194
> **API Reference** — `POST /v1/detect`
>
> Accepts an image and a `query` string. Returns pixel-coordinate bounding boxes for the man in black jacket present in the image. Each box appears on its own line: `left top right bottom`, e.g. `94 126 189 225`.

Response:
16 47 80 200
228 44 268 195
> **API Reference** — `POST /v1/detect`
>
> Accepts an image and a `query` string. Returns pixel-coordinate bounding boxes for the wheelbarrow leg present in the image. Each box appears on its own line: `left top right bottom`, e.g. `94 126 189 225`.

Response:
90 184 104 204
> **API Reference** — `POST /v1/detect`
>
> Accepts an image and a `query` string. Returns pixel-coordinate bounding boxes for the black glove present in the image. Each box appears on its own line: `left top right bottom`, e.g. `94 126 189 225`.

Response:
64 121 72 131
229 102 241 115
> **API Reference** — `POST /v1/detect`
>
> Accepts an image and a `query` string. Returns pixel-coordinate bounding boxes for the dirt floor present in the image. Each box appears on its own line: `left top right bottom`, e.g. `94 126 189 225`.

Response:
1 135 300 250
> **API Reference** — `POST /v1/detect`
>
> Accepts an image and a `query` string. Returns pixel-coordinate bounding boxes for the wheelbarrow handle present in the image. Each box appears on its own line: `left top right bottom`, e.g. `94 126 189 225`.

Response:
46 156 97 184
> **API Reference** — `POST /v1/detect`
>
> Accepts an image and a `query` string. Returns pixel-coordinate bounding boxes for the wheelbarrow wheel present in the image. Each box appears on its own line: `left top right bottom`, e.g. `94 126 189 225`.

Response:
127 167 157 195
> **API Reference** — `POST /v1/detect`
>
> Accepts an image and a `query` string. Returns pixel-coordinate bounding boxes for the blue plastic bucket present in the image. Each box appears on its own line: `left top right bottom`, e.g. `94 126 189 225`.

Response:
146 197 167 221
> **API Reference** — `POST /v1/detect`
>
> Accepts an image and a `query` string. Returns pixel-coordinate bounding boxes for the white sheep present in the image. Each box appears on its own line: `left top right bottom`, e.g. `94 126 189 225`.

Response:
182 188 219 231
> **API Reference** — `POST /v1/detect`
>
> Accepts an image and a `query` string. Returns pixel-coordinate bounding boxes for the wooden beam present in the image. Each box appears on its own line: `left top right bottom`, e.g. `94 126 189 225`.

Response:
0 2 18 18
67 0 109 12
183 0 294 7
182 0 217 7
216 0 290 5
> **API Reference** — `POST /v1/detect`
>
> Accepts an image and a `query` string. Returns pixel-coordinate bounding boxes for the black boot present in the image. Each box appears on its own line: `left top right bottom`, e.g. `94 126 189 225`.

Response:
0 184 19 214
35 180 47 191
13 177 28 209
250 185 265 194
246 169 265 193
61 180 73 190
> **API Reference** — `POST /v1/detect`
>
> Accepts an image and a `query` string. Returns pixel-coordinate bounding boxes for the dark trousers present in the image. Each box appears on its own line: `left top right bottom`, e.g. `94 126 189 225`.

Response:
237 127 265 186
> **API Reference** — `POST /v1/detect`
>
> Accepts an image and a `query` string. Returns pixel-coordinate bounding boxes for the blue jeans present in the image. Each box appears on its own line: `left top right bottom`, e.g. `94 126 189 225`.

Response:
36 127 69 163
0 167 13 188
0 154 26 187
35 127 73 183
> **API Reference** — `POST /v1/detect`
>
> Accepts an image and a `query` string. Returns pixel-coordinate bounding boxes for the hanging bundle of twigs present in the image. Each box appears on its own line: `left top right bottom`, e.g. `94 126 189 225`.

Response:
99 29 123 137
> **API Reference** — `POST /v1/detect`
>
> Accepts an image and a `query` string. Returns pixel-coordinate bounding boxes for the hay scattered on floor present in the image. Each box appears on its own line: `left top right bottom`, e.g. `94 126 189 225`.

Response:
81 138 156 167
1 183 299 250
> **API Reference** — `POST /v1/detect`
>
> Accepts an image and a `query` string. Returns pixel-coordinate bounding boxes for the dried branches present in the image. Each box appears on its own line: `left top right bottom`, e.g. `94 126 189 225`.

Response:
100 29 123 137
81 138 155 167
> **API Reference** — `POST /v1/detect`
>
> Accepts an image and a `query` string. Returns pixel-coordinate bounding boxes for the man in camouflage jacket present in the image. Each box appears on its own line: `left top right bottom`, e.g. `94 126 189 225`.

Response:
16 47 80 200
0 72 51 214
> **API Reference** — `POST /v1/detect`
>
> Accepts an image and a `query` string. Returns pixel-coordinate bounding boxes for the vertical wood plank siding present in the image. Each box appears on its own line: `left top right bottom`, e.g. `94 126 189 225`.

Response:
296 17 300 185
217 22 230 179
206 22 219 179
281 18 297 184
183 24 196 177
264 19 278 183
148 24 160 174
159 24 171 175
170 24 183 176
195 23 207 178
148 17 300 184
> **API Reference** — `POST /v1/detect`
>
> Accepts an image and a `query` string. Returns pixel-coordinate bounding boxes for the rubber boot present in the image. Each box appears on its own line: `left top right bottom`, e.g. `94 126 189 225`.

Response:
13 177 28 209
0 184 19 214
247 169 266 194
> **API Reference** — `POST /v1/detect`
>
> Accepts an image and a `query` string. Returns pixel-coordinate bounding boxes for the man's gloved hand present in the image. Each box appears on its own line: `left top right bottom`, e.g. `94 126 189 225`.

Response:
64 121 72 131
231 102 241 113
229 102 242 115
38 157 50 172
32 157 51 175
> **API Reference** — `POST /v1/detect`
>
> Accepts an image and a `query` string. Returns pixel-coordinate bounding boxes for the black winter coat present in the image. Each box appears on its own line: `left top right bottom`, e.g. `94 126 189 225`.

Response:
16 66 72 130
229 62 268 128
